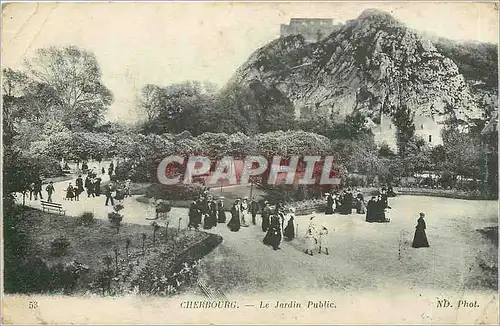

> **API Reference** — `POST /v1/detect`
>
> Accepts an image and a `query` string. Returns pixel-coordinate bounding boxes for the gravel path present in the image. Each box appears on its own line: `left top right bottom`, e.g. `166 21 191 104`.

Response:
18 177 498 297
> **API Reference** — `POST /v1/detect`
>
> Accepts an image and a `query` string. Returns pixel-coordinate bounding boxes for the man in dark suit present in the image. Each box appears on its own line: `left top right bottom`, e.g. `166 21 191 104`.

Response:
104 182 115 206
250 197 259 225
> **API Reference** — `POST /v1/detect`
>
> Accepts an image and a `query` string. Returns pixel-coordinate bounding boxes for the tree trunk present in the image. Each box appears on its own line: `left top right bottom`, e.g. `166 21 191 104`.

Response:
114 249 118 271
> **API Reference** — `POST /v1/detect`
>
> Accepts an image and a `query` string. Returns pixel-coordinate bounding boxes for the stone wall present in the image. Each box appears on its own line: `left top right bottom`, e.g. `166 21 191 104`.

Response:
280 18 342 43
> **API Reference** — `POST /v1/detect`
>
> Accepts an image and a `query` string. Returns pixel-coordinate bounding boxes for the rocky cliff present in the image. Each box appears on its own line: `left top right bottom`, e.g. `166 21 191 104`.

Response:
228 9 482 123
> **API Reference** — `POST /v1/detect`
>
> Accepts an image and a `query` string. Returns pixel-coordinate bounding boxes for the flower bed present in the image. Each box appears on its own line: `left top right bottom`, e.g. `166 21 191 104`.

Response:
129 232 222 295
4 207 223 296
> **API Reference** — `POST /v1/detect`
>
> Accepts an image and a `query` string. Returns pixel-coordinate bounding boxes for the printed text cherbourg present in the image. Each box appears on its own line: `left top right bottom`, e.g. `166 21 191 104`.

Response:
179 300 336 309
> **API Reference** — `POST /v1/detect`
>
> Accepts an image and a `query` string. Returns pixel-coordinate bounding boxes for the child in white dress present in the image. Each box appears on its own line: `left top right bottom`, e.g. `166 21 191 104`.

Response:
305 227 316 256
318 226 330 255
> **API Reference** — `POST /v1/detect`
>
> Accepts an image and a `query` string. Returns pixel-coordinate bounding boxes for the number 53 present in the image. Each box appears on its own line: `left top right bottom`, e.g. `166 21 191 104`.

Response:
29 301 38 309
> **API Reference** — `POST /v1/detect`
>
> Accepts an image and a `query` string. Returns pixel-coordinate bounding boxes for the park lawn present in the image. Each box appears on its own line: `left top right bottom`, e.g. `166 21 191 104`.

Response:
7 207 221 295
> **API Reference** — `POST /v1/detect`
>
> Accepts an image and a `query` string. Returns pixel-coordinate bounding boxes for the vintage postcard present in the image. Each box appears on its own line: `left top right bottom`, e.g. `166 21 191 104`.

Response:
1 1 498 324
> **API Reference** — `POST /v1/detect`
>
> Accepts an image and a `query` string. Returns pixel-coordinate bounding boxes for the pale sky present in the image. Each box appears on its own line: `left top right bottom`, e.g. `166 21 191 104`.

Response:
2 1 498 122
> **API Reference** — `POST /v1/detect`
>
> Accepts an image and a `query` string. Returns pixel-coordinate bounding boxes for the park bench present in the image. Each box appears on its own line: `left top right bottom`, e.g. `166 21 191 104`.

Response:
41 201 66 215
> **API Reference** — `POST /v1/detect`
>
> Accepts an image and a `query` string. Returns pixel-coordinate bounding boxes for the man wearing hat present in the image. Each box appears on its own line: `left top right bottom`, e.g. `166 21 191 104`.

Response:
217 197 226 223
261 201 271 232
250 197 259 225
325 193 334 214
45 181 55 203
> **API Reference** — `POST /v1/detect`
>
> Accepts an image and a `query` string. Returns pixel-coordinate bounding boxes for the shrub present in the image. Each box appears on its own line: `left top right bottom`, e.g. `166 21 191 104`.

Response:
4 257 89 294
108 211 123 226
7 257 52 293
115 159 151 183
146 183 203 201
50 237 71 257
38 155 64 178
136 259 202 296
345 175 367 187
261 184 328 204
78 212 95 226
50 261 90 294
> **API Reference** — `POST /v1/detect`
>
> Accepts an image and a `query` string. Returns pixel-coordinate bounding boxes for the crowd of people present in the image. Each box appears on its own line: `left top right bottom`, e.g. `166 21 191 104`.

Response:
28 169 429 252
186 189 262 231
324 186 396 219
26 161 132 209
184 188 335 253
185 184 429 254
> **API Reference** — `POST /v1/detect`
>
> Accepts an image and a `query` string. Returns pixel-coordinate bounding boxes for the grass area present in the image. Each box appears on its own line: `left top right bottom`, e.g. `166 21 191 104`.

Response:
4 207 222 295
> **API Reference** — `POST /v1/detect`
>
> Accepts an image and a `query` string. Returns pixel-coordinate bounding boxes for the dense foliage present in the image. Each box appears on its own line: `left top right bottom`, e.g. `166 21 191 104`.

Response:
137 80 296 135
433 38 498 89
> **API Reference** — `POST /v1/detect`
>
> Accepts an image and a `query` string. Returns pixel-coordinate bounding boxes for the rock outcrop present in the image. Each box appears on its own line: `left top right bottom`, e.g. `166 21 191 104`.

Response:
229 9 481 122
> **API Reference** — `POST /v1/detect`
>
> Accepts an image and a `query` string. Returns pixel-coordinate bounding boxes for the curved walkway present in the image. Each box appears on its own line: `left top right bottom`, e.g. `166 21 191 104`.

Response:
17 176 498 298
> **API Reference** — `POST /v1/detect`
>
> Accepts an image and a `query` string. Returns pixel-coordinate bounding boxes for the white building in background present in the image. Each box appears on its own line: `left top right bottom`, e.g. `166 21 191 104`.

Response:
366 112 444 153
413 115 444 146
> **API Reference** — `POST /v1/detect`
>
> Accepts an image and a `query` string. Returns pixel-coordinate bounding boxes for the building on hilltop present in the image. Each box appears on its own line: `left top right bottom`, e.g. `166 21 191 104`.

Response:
366 112 444 153
280 18 343 43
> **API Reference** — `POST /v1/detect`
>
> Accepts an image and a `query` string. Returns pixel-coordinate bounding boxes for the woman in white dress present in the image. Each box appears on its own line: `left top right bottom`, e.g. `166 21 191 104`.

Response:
304 216 318 256
240 197 250 227
146 196 158 220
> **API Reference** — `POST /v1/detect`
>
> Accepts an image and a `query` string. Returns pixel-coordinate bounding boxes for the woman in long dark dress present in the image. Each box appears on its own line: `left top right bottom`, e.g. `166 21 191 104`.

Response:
263 214 282 250
217 197 226 223
283 207 296 240
203 197 217 229
66 183 75 201
412 212 430 248
75 175 84 198
365 196 377 222
342 190 353 215
227 200 241 232
325 193 334 214
261 201 271 232
188 200 200 229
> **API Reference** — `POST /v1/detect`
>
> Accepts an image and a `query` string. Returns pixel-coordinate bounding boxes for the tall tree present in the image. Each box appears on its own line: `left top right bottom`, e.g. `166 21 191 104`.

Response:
392 104 415 157
2 68 29 144
141 81 216 135
23 45 113 130
139 84 163 122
